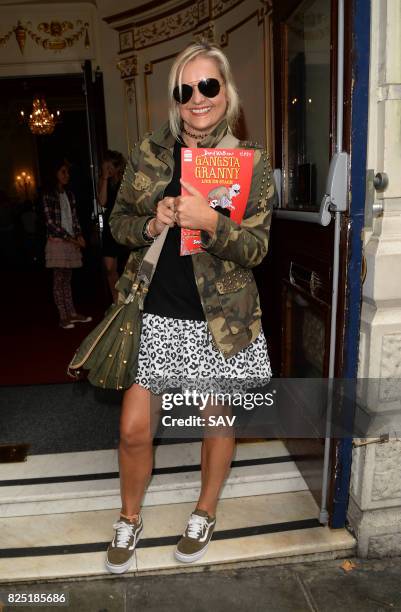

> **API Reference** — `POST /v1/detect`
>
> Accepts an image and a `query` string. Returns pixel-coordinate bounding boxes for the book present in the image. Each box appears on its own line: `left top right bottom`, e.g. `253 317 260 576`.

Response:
180 147 255 256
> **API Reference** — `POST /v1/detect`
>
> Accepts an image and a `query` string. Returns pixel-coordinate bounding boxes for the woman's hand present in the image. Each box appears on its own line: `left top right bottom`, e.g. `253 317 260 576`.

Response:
76 235 86 249
66 235 85 249
176 180 218 235
150 196 176 236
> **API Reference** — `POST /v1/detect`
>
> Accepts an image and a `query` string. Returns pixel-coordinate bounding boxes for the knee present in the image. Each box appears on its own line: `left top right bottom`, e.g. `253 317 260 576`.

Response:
119 423 152 450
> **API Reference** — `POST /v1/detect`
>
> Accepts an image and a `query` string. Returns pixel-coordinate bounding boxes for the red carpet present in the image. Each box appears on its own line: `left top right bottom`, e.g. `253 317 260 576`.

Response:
1 264 110 386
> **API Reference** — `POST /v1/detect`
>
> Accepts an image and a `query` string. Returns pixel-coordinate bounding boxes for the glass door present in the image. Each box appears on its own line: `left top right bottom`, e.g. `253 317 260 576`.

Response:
282 0 332 210
267 0 347 524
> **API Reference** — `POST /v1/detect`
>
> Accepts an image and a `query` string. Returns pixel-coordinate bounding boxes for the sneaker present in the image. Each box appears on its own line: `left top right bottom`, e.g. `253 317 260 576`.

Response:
70 314 92 323
106 515 143 574
175 509 216 563
59 320 74 329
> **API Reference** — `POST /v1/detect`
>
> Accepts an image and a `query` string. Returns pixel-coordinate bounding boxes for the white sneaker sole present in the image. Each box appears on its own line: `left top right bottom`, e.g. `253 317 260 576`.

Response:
105 524 143 574
174 540 210 563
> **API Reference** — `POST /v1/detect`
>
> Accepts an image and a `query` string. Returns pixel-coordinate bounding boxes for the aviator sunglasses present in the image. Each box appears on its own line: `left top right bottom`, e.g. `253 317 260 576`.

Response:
173 78 221 104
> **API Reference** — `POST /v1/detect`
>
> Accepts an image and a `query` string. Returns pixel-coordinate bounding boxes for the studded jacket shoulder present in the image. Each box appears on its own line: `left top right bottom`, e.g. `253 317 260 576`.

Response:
109 120 276 359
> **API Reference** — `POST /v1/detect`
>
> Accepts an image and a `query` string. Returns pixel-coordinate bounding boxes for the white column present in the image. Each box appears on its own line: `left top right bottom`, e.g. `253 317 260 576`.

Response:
348 0 401 558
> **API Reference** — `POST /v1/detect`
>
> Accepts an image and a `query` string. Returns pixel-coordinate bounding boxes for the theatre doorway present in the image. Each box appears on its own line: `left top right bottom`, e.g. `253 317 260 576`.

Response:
258 0 358 529
0 63 109 387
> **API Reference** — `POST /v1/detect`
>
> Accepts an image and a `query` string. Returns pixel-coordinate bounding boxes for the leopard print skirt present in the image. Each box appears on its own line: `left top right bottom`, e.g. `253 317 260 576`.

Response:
134 313 272 395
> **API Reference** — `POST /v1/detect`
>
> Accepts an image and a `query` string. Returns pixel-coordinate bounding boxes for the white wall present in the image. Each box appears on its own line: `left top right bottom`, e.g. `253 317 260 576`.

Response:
348 0 401 558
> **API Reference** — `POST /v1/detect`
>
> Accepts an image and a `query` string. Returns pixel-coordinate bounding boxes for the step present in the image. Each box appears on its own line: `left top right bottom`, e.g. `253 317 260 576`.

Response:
0 491 356 583
0 441 307 518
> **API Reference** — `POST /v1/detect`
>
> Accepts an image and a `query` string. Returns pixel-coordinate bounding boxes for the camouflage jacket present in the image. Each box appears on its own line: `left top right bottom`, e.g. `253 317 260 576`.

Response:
109 119 275 359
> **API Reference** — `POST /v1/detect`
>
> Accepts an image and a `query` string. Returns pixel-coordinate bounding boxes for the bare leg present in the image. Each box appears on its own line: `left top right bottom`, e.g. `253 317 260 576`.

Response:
196 404 236 517
119 383 160 516
103 256 119 303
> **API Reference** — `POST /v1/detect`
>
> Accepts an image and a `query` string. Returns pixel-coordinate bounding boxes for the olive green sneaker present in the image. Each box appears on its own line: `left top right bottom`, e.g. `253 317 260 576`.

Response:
175 509 216 563
106 515 143 574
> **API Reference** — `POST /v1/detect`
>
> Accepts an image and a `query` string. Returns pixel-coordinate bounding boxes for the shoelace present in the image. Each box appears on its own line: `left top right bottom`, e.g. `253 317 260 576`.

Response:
112 520 138 548
186 514 208 539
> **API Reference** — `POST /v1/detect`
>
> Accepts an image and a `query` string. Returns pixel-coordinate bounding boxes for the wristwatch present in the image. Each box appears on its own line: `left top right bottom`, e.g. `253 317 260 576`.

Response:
142 218 155 242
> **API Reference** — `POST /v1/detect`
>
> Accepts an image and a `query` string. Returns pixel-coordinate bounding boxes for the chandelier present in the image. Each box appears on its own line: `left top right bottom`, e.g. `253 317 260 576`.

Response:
20 97 60 135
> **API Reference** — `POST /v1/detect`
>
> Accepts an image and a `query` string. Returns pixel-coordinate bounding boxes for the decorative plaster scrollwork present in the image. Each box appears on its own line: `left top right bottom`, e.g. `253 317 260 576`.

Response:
117 55 138 105
125 80 136 105
0 19 90 53
135 3 202 50
379 334 401 402
117 54 138 79
193 23 215 43
211 0 243 19
372 441 401 501
26 20 90 50
113 0 269 52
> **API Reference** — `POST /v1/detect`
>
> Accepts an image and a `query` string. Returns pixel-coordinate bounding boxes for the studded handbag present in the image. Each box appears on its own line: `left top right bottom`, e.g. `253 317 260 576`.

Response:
67 226 168 390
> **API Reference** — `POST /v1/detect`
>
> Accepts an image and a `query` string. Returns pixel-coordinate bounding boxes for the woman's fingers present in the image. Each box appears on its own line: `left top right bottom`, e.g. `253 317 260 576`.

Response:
180 179 203 198
157 197 176 226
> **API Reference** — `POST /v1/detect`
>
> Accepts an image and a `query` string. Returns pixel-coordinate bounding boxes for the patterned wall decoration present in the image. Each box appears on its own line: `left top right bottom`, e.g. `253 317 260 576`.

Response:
110 0 272 53
372 440 401 501
134 3 203 50
117 55 138 104
211 0 244 19
0 19 90 54
117 54 138 79
193 23 216 43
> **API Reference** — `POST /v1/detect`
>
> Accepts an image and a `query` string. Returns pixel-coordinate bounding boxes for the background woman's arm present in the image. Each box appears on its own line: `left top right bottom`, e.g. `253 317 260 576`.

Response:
109 141 155 249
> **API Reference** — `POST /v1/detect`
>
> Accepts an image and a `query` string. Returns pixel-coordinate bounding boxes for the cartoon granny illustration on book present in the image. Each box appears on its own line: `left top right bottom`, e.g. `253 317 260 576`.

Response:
207 183 241 218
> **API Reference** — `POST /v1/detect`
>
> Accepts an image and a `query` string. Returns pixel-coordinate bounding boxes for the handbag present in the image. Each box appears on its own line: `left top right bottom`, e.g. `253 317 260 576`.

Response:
67 225 168 390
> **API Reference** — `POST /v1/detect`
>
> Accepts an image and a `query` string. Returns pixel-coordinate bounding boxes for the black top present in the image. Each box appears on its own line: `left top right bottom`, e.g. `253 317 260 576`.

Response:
144 139 206 321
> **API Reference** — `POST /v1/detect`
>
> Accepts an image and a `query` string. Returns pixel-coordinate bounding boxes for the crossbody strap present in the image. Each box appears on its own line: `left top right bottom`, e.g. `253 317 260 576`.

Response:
136 131 240 286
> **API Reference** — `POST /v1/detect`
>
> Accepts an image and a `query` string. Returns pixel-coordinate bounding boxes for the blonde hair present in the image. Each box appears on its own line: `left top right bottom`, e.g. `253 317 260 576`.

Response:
168 41 240 140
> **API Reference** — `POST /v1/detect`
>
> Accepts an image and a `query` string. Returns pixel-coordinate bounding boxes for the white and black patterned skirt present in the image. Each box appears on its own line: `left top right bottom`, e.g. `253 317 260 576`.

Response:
134 313 272 395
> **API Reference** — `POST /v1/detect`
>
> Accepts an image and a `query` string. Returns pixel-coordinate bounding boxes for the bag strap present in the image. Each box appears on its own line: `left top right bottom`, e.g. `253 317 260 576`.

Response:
136 224 169 286
135 131 240 287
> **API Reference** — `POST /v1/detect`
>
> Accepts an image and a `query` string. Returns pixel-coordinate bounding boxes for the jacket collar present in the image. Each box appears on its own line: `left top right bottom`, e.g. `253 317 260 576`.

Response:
149 122 175 149
197 118 229 148
149 118 229 150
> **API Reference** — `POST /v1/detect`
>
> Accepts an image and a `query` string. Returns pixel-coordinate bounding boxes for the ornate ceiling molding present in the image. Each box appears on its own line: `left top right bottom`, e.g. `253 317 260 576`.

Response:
0 19 90 54
107 0 260 53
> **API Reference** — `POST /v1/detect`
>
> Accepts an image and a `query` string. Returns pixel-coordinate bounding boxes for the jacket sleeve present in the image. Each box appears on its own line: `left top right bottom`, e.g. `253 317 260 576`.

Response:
199 148 276 269
109 140 154 249
42 193 69 240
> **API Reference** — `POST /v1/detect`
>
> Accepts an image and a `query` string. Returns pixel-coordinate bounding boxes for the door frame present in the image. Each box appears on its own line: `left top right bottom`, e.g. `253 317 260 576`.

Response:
271 0 369 527
330 0 371 528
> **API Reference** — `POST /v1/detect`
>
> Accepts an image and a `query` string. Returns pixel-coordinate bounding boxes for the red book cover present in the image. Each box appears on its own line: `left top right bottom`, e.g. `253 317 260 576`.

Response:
180 147 255 255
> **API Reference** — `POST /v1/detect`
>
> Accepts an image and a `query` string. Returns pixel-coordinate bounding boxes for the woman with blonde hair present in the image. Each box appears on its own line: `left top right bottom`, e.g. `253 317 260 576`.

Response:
106 41 275 573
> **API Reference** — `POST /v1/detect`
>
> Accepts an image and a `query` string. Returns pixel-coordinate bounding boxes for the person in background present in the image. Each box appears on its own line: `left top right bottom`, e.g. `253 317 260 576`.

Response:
42 158 92 329
97 150 127 303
